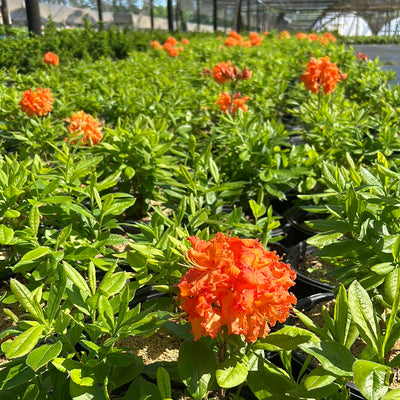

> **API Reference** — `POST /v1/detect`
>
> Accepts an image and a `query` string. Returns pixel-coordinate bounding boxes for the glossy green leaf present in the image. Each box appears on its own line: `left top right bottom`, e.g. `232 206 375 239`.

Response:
123 376 161 400
29 205 40 236
348 280 379 354
0 224 14 244
6 324 44 358
178 340 216 400
299 341 355 378
19 246 50 263
26 341 62 371
10 279 44 322
157 367 171 399
353 360 391 400
63 261 90 295
216 354 248 389
254 326 319 351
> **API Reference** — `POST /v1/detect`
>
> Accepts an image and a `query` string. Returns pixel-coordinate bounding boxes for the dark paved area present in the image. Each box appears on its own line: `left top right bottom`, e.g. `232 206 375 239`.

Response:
352 44 400 86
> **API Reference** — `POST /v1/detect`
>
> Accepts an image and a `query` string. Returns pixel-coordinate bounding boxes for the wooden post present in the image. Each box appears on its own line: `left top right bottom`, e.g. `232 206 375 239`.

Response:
150 0 154 30
196 0 200 31
233 0 242 32
1 0 11 26
167 0 173 31
247 0 250 30
213 0 217 32
25 0 41 35
97 0 103 23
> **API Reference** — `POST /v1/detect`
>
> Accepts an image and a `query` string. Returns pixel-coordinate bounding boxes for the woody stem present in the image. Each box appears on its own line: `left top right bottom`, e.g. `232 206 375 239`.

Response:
229 83 237 115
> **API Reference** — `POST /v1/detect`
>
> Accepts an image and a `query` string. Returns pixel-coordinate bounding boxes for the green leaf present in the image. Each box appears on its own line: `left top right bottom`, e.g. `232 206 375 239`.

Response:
26 341 62 371
18 246 50 263
209 157 220 184
216 354 248 389
63 261 91 295
10 279 44 323
299 341 355 378
98 272 126 297
6 324 44 358
247 358 296 399
178 340 216 400
123 377 162 400
22 384 40 400
348 280 380 355
4 210 20 219
353 360 391 400
55 224 73 249
345 186 358 228
157 367 171 399
0 224 14 244
254 326 319 351
0 363 35 390
29 205 40 236
382 389 400 399
393 236 400 264
304 367 336 390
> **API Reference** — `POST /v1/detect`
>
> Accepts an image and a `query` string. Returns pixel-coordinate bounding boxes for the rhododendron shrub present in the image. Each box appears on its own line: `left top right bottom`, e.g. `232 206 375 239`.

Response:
20 88 54 117
66 111 103 146
177 233 297 343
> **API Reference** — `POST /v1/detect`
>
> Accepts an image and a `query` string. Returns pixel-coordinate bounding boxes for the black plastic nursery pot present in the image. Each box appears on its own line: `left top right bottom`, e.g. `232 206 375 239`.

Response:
285 240 335 299
280 206 329 247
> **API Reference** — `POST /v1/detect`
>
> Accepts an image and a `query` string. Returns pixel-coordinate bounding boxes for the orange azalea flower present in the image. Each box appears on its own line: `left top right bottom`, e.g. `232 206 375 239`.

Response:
278 30 290 40
296 32 308 40
20 88 53 117
43 52 59 66
213 61 237 84
357 52 368 61
228 30 242 40
66 111 103 146
213 62 252 85
181 38 189 45
323 32 337 42
300 56 345 95
249 32 262 46
177 233 297 342
263 31 269 35
224 37 239 47
164 36 177 46
308 33 319 41
150 40 162 49
216 91 249 115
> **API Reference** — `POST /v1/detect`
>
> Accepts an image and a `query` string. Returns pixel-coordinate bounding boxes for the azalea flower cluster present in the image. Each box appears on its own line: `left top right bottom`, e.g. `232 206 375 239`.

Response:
212 61 252 115
65 111 103 146
357 52 369 61
20 88 54 117
150 36 188 57
300 56 347 95
43 51 59 66
296 32 337 45
177 233 297 343
20 56 103 146
278 30 291 40
223 30 263 47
